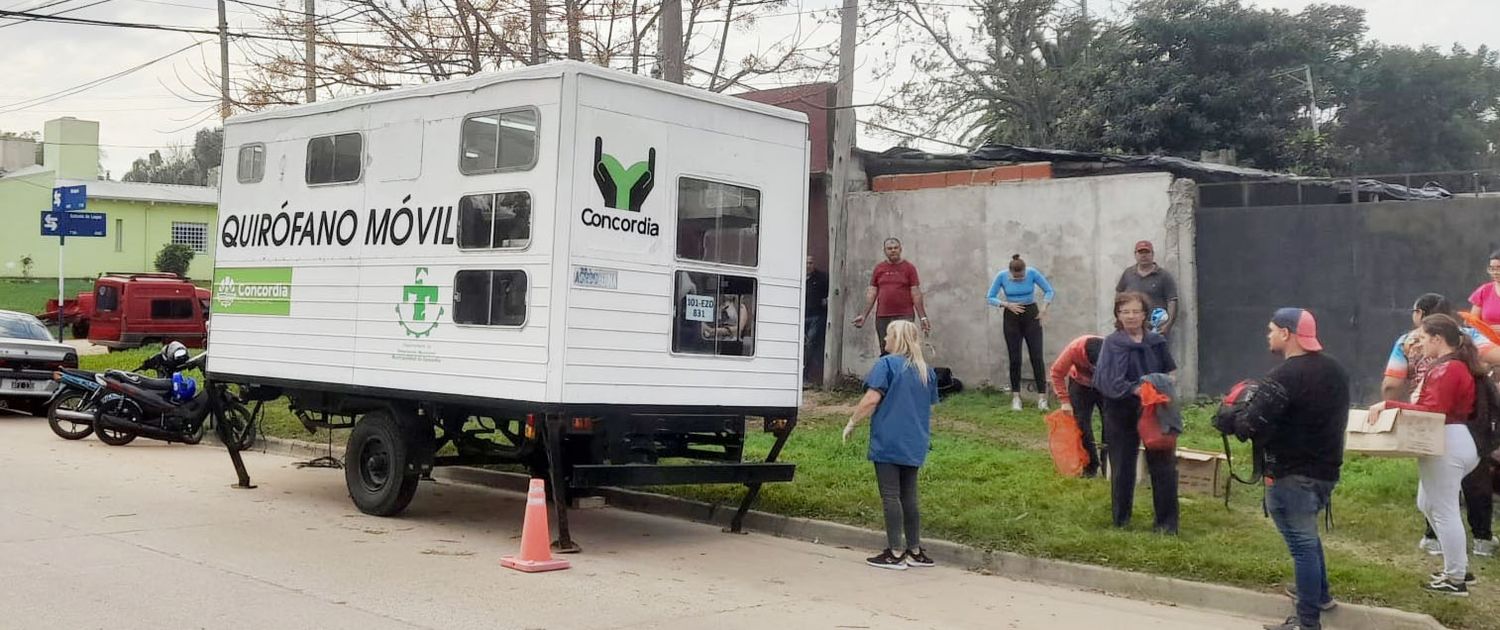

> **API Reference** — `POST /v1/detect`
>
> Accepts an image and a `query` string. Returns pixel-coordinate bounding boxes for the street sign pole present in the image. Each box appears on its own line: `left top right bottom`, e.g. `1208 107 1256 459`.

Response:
56 232 65 340
47 185 89 341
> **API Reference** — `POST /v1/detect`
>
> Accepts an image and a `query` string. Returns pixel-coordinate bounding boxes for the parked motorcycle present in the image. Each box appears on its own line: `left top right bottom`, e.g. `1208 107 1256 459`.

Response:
91 352 255 449
45 342 195 443
46 343 257 449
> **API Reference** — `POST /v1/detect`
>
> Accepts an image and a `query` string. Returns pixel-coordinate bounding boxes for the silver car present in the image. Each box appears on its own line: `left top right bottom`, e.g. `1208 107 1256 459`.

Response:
0 310 75 415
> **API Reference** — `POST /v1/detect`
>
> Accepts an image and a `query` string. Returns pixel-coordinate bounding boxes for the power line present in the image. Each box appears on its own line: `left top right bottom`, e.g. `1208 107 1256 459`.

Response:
0 7 488 53
0 41 207 115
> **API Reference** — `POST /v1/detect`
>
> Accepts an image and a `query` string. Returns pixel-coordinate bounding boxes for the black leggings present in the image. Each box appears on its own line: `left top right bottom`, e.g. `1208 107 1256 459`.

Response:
1003 303 1045 394
1424 456 1495 541
874 462 921 551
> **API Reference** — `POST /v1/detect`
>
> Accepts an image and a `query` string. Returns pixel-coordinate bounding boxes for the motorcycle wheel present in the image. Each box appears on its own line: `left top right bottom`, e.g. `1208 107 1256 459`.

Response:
220 401 256 451
181 419 207 445
96 425 137 446
46 391 94 440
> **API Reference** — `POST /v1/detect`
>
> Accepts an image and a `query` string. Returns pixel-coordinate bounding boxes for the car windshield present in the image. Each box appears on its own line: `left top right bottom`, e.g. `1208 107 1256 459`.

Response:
0 315 55 342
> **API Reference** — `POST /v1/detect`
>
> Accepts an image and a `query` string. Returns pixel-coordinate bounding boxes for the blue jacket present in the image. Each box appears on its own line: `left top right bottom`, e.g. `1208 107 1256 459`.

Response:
1093 329 1177 400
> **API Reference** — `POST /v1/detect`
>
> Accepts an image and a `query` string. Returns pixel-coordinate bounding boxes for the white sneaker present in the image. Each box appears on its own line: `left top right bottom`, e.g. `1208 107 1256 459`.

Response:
1010 395 1022 411
1476 537 1499 557
1419 537 1443 556
1038 397 1049 411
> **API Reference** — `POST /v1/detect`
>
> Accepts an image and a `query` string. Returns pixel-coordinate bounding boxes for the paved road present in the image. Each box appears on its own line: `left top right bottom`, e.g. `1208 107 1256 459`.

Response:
0 413 1264 629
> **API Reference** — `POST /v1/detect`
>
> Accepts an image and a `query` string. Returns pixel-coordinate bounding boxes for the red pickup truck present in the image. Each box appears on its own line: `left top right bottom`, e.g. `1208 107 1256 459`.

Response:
38 273 209 349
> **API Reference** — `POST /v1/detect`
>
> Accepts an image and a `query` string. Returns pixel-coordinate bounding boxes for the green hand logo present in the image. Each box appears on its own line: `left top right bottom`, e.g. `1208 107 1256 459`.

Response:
593 136 656 212
397 267 443 338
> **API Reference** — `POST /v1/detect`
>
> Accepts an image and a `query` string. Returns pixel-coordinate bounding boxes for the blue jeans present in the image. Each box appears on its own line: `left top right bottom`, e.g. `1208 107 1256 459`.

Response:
1266 475 1336 629
803 313 826 381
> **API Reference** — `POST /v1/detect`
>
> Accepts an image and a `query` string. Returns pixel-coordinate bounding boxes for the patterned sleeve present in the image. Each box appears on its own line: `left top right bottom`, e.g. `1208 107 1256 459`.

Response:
1384 333 1410 380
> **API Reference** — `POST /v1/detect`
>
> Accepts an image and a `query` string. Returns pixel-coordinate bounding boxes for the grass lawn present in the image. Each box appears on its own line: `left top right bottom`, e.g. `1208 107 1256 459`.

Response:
0 277 94 317
78 348 1496 628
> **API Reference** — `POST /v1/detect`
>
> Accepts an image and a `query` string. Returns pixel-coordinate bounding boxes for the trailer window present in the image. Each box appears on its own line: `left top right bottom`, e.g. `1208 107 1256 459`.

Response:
237 144 265 183
453 270 527 327
458 192 531 249
305 132 363 184
672 271 756 357
460 109 538 174
676 178 760 267
150 299 196 320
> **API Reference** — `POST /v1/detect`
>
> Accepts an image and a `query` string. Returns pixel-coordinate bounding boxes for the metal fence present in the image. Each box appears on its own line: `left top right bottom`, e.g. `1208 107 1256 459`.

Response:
1197 169 1500 209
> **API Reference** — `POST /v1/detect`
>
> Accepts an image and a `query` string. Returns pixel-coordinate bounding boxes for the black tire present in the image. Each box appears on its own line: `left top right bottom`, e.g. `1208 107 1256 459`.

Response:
345 409 422 516
96 424 137 446
216 401 256 450
180 419 207 445
71 321 89 339
47 392 94 440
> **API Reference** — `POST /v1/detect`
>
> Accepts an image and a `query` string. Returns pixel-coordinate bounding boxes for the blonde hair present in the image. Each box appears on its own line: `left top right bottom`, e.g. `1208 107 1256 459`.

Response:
884 320 930 385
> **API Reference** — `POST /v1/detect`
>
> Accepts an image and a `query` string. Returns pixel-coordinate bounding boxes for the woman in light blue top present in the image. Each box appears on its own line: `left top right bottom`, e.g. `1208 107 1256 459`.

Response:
987 255 1055 410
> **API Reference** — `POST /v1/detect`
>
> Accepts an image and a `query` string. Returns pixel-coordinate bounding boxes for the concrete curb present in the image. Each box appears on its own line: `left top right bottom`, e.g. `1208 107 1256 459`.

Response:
221 434 1445 630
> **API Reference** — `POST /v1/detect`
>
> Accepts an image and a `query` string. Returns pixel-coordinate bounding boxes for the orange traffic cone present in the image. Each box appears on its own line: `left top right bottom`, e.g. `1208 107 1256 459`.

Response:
500 478 571 573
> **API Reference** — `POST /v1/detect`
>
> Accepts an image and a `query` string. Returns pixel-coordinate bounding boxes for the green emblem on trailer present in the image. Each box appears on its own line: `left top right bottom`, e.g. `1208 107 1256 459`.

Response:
397 267 443 338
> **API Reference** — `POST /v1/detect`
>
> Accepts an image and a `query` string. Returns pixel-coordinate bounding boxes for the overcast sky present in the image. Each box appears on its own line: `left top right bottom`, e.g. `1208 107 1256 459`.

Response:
0 0 1495 178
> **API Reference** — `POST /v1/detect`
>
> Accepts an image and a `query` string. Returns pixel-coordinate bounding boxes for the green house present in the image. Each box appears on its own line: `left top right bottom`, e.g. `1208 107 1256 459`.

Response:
0 117 218 281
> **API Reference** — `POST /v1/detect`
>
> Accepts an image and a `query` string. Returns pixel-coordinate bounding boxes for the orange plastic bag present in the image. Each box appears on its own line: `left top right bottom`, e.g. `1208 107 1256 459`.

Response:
1138 381 1178 452
1045 409 1089 477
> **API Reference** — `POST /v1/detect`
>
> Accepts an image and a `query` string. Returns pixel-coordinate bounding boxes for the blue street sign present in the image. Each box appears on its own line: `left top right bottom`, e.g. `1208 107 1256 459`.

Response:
40 211 107 237
51 185 86 211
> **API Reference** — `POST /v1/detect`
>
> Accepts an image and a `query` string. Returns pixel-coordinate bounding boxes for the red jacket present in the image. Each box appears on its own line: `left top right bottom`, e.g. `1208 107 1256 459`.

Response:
1050 335 1101 405
1390 357 1475 425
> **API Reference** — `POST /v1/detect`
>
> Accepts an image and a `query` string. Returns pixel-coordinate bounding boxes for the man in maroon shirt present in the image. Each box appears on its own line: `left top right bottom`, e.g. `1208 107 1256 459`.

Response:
853 238 931 355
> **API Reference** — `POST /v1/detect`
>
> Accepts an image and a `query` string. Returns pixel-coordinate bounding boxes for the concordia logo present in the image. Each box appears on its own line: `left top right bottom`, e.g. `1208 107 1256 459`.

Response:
581 136 661 236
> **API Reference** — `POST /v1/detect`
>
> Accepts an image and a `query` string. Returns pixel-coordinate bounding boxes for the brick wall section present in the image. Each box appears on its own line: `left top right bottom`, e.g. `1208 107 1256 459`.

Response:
870 162 1052 192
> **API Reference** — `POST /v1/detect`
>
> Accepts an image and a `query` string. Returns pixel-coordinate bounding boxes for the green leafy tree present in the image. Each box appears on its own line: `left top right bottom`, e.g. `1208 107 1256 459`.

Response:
1331 45 1500 174
154 244 195 277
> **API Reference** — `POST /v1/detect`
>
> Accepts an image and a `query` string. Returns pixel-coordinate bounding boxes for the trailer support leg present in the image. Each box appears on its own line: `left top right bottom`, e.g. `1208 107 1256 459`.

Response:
543 415 581 554
728 417 797 534
211 384 256 489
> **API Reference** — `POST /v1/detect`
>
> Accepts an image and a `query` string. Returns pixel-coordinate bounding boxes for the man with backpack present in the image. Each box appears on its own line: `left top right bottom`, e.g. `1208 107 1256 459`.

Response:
1218 309 1348 630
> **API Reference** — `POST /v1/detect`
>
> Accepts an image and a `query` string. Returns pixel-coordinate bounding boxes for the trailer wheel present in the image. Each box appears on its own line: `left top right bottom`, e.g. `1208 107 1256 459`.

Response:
71 321 89 339
345 409 421 516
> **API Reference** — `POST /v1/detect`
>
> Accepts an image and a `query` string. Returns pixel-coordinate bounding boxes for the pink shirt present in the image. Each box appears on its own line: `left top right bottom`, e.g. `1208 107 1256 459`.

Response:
1470 283 1500 325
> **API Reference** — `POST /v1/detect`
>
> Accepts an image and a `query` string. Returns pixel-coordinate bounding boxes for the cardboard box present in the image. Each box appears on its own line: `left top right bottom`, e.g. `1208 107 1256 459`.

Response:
1102 446 1228 496
1176 447 1229 497
1346 408 1446 457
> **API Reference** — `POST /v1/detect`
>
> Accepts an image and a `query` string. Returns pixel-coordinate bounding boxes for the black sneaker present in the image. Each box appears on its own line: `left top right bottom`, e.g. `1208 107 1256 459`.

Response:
1423 577 1469 597
1282 585 1338 611
904 549 935 567
1263 616 1317 630
1428 571 1476 584
865 549 907 570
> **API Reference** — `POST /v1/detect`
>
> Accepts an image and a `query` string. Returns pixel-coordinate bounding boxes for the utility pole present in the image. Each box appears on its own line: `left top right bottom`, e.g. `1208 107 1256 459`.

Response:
217 0 230 118
304 0 316 102
529 0 544 64
660 0 683 83
822 0 857 386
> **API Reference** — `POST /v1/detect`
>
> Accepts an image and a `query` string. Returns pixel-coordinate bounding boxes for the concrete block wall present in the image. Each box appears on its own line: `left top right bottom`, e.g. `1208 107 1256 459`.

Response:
837 172 1199 398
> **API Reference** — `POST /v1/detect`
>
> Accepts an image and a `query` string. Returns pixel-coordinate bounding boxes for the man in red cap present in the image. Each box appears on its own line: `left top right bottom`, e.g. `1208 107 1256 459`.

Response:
1242 308 1350 630
1116 240 1179 337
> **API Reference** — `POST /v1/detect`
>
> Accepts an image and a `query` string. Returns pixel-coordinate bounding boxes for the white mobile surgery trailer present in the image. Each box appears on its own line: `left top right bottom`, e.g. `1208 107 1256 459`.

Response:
209 62 809 549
